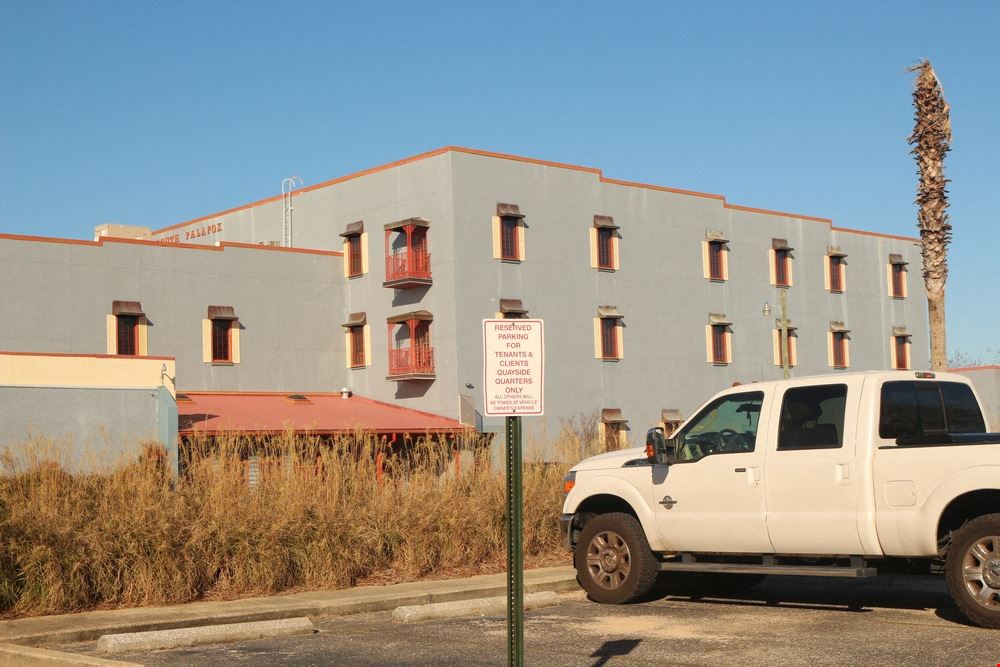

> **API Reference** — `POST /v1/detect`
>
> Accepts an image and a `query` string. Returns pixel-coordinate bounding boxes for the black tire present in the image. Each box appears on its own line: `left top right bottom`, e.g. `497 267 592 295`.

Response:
946 513 1000 628
574 512 659 604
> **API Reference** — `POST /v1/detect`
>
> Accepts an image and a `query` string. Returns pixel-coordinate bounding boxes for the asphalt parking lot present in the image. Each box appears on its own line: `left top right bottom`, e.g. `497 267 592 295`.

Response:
64 574 999 666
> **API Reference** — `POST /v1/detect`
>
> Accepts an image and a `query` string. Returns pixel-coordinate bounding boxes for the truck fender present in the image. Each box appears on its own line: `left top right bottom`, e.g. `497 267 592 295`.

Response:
907 466 1000 555
565 474 663 552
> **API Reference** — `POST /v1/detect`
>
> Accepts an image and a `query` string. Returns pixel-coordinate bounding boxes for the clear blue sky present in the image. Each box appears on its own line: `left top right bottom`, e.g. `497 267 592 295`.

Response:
1 1 997 361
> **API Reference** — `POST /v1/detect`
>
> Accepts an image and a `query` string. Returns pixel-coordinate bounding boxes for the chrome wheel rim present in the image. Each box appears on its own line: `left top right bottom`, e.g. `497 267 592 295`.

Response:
585 530 632 590
962 535 1000 609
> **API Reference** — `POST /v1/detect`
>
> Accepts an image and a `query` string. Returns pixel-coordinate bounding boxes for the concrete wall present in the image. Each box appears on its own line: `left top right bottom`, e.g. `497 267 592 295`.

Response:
446 151 927 441
0 386 177 474
0 237 341 393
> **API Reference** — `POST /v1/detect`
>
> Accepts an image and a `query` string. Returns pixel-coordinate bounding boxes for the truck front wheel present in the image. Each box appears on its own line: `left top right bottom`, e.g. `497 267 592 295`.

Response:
574 512 659 604
946 513 1000 628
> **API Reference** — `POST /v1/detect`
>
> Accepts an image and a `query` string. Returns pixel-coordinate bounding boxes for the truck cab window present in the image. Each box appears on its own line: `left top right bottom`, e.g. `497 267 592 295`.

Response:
675 391 764 463
777 384 847 450
879 381 986 441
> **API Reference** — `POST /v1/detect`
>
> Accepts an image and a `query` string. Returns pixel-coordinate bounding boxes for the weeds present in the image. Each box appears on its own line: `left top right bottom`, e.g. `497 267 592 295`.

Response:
0 425 603 617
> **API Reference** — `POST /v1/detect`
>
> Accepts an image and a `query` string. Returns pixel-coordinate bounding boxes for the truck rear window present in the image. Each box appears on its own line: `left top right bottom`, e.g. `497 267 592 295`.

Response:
879 381 986 441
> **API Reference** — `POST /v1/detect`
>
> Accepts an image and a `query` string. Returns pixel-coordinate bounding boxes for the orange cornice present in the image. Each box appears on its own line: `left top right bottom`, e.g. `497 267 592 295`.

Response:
949 365 1000 373
0 350 176 361
0 233 343 257
146 145 920 243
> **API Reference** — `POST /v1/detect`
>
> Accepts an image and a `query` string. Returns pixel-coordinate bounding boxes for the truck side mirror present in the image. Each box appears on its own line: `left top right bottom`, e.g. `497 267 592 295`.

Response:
646 428 676 466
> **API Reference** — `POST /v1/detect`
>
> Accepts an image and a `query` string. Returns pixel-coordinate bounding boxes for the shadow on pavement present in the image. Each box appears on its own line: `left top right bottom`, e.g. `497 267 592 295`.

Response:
644 573 959 617
590 638 641 667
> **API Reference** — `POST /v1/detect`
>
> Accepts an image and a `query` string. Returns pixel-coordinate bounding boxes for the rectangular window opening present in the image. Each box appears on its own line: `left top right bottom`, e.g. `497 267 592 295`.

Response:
348 235 363 277
832 332 848 369
212 319 232 362
500 217 520 261
711 324 728 365
891 263 906 298
597 228 614 270
708 241 726 281
774 249 791 287
116 315 138 356
349 326 365 368
829 255 844 292
600 318 618 359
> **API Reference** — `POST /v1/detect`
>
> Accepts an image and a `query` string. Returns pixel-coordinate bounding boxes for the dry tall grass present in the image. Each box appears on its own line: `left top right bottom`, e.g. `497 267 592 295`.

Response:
0 421 606 618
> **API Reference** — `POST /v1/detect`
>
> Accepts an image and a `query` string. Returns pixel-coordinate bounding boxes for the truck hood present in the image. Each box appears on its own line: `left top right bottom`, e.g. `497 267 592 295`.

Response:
571 446 648 472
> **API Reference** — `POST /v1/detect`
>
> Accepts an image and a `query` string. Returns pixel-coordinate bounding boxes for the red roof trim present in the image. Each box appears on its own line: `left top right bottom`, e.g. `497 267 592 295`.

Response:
0 233 343 257
150 146 919 243
949 365 1000 373
0 350 175 361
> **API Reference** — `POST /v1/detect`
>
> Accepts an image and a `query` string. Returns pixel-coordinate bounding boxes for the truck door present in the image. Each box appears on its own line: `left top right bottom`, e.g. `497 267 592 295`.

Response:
653 390 775 553
764 378 866 555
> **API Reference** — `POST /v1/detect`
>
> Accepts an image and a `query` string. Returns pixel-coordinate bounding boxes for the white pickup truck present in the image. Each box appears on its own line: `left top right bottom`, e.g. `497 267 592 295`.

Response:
560 371 1000 627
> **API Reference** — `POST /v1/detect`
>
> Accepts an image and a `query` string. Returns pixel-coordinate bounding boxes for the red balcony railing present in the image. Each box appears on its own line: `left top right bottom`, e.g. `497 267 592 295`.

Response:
388 343 435 377
384 250 432 286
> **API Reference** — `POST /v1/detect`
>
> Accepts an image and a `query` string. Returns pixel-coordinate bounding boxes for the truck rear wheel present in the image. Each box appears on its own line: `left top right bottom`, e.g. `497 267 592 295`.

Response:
574 512 659 604
946 513 1000 628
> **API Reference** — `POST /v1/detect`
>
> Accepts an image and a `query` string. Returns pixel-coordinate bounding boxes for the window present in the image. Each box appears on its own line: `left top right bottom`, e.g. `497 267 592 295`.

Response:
340 221 367 278
827 255 846 293
770 239 794 287
831 331 850 369
597 228 614 269
777 384 847 450
108 301 146 356
383 218 431 288
889 255 907 298
343 312 369 368
772 324 797 367
892 333 911 370
675 391 764 463
386 311 435 378
708 241 726 281
702 232 729 281
879 381 986 441
212 319 231 362
590 216 619 271
492 203 525 262
204 306 240 364
594 307 624 360
601 409 629 451
116 315 138 355
706 315 732 365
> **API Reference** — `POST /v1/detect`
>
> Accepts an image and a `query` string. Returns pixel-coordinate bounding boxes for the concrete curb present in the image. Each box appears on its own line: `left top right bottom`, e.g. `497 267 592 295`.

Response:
0 566 578 647
0 642 142 666
97 617 315 655
392 591 560 624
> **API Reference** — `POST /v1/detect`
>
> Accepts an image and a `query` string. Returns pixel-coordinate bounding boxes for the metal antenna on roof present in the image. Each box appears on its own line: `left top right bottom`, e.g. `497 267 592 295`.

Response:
282 176 303 247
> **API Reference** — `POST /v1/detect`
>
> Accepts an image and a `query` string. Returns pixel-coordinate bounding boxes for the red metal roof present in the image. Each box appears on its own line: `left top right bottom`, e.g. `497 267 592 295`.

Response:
177 391 470 436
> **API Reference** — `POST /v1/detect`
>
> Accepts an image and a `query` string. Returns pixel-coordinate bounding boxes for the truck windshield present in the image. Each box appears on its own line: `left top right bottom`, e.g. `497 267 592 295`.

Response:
879 381 986 441
676 391 764 462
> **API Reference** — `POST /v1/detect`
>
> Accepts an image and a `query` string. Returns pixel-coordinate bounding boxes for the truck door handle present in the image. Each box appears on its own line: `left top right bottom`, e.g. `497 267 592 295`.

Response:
734 468 747 473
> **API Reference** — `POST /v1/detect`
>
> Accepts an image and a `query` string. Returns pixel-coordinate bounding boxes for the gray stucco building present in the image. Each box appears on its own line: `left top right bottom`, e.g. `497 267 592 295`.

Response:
2 147 930 444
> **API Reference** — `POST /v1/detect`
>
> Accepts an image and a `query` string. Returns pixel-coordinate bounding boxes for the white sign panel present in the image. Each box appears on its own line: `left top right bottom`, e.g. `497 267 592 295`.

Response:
483 319 544 416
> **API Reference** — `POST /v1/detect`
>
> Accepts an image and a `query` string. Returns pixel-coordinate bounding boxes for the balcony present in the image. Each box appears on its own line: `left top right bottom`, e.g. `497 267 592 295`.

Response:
383 249 432 288
387 343 435 380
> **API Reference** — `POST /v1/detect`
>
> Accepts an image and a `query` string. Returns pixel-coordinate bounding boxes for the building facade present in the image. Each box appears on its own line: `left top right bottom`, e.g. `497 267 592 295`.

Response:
2 147 929 444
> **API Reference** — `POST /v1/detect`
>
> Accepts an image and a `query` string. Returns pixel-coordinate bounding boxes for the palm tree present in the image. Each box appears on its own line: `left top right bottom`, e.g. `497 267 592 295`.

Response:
907 60 952 371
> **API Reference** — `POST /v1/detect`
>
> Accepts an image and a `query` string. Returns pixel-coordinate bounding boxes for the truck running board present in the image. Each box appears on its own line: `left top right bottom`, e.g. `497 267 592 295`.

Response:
659 556 877 578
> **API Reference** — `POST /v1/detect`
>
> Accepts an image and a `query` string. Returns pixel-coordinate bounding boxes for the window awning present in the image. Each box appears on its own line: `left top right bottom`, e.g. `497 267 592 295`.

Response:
496 203 524 219
775 319 798 332
661 409 683 423
888 254 908 265
597 306 623 319
207 305 238 320
593 215 619 230
827 245 848 258
601 408 629 425
339 220 364 237
387 310 433 324
384 217 430 231
706 229 729 243
499 298 528 315
112 300 144 317
342 312 367 328
829 321 851 333
892 326 911 337
708 313 732 326
772 238 794 251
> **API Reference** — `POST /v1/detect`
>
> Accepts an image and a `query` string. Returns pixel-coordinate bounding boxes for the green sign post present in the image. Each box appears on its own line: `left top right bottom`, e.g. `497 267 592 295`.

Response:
505 415 524 666
482 318 544 667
